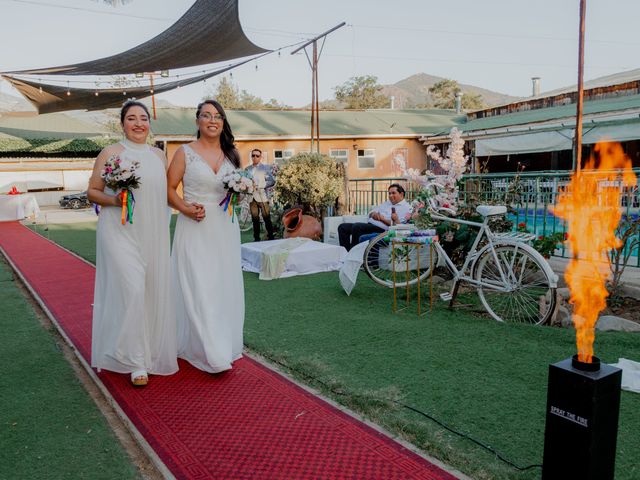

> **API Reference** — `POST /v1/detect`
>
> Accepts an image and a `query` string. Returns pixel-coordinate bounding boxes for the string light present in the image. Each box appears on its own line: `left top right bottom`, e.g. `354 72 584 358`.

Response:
255 63 258 71
122 91 127 96
95 91 99 96
66 80 70 96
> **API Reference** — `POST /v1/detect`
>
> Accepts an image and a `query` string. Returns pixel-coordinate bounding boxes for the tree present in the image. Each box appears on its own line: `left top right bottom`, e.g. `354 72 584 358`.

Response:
334 75 390 109
428 79 484 110
202 77 289 110
204 77 241 108
239 90 265 110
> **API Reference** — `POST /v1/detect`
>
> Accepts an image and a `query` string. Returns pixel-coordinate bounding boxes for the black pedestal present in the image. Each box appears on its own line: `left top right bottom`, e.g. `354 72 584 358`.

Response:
542 356 622 480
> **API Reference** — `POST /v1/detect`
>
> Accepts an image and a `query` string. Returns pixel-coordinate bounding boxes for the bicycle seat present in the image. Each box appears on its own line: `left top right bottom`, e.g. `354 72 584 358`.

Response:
476 205 507 217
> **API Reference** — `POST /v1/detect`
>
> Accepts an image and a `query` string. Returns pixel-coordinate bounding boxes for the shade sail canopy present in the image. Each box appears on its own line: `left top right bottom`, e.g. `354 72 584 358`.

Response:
4 0 267 76
2 62 240 113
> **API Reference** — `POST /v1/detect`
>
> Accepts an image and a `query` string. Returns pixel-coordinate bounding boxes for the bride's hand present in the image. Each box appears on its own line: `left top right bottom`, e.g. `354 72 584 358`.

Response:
185 203 205 222
194 203 206 222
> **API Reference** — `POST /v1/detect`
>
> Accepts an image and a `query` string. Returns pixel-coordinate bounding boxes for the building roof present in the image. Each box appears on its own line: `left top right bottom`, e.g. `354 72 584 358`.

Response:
459 93 640 133
531 68 640 100
151 108 466 138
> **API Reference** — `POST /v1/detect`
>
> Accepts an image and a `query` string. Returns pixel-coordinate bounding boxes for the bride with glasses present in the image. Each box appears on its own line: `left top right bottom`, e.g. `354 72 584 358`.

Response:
167 99 245 373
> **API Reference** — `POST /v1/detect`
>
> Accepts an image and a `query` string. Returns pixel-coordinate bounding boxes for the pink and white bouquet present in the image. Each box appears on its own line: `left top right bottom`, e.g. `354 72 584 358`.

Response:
100 154 141 224
219 169 254 220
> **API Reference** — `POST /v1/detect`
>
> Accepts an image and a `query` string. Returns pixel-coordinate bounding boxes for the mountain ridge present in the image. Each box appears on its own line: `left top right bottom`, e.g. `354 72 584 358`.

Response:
381 73 521 109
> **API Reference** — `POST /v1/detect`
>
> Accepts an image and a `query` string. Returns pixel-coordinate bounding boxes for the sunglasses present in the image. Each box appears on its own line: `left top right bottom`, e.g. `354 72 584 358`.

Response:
251 154 261 157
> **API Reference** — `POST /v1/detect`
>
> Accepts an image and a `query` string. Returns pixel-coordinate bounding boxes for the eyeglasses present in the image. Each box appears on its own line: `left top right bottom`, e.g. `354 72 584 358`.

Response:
198 113 224 121
251 153 261 157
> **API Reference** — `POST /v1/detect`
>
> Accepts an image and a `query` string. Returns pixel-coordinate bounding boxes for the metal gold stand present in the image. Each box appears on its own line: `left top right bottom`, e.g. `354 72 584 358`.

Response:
391 241 433 315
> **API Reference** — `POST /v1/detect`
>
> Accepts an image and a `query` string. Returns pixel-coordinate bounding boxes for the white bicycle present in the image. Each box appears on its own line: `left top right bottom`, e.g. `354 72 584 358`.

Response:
364 200 558 325
236 196 253 232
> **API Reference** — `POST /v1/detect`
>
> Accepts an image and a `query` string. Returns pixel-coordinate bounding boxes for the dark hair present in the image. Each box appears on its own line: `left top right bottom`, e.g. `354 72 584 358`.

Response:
120 100 150 124
195 99 240 168
388 183 405 195
251 148 262 155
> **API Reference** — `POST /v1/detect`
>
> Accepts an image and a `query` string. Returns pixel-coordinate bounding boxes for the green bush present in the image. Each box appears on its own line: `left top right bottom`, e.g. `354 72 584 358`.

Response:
273 152 344 217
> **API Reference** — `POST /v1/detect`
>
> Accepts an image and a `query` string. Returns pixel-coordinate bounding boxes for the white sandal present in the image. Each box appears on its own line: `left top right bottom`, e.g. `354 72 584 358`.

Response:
131 370 148 386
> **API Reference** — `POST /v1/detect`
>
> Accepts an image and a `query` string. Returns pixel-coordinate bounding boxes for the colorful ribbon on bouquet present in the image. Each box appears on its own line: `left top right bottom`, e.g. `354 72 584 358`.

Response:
119 189 136 225
219 191 238 222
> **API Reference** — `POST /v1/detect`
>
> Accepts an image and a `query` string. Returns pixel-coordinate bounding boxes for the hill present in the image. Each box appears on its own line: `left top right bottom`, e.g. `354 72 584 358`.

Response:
381 73 520 109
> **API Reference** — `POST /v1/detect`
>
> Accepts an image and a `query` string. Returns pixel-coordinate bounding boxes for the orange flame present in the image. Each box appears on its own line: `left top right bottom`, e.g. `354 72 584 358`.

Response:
553 142 636 363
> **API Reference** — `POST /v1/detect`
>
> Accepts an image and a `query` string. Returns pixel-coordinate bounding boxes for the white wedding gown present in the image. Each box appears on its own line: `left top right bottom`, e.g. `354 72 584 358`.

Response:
91 139 178 375
172 145 245 373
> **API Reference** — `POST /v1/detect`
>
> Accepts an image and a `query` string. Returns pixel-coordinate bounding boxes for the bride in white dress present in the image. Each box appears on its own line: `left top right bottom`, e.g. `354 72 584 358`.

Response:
168 100 245 373
88 100 178 386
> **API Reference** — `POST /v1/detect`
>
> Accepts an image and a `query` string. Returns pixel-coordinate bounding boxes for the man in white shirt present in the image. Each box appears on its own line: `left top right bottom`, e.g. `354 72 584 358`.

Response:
338 184 411 251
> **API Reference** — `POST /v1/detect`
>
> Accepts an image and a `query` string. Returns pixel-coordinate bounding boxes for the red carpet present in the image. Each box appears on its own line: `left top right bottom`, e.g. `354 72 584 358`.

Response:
0 221 458 480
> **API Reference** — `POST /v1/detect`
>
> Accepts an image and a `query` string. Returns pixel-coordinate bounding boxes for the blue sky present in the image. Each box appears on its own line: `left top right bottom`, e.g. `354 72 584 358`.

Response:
1 0 640 107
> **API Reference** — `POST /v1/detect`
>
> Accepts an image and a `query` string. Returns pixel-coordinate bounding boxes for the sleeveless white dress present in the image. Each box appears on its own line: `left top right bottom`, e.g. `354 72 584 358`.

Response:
171 145 245 373
91 139 178 376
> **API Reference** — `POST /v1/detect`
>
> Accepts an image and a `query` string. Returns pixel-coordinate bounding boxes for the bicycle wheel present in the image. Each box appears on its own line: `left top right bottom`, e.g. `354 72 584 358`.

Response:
236 203 253 232
363 232 439 288
475 243 556 325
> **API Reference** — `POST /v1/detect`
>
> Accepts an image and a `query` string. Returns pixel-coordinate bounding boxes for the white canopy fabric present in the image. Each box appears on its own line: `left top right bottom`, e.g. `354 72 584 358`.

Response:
475 130 573 156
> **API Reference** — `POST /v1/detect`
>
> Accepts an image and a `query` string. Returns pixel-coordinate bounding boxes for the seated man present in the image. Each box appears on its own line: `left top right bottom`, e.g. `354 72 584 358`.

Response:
338 183 411 251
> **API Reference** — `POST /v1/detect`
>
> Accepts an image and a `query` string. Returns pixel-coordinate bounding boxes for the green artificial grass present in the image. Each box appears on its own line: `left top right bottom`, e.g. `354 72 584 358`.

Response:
0 259 139 480
25 221 640 480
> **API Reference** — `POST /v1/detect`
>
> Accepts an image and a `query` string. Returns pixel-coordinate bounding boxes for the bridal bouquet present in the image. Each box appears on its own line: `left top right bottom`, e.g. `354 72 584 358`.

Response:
100 154 141 225
219 169 254 221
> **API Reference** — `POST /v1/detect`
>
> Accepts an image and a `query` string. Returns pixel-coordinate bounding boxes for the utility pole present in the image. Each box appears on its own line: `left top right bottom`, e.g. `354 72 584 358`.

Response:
135 70 169 120
291 22 346 153
573 0 586 172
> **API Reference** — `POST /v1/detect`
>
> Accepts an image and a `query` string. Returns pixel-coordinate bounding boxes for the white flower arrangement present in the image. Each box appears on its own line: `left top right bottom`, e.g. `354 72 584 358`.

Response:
221 169 254 195
394 127 468 215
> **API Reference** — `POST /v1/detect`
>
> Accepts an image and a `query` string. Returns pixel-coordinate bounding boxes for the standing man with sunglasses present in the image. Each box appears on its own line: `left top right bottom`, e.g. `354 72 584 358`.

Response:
245 149 275 241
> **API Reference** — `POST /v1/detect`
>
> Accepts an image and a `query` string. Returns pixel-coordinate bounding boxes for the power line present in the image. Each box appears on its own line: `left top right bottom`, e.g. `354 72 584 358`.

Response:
1 0 173 21
350 23 640 47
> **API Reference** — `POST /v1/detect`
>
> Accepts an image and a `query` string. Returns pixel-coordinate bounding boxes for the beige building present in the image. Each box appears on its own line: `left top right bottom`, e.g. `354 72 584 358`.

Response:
152 108 464 179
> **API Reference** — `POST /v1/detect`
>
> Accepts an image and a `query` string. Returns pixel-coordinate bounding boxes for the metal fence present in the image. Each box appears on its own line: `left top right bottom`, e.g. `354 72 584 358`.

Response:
347 169 640 265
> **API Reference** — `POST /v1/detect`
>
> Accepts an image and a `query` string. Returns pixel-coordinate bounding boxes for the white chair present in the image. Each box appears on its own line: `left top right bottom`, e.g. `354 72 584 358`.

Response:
323 215 368 245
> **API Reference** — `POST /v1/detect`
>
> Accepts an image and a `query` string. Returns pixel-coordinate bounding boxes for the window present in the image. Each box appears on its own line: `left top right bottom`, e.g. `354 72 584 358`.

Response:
329 148 349 163
357 149 375 169
273 149 294 164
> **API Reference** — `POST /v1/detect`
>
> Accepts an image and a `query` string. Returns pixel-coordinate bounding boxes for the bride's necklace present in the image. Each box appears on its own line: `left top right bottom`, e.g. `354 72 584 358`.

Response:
210 148 224 172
